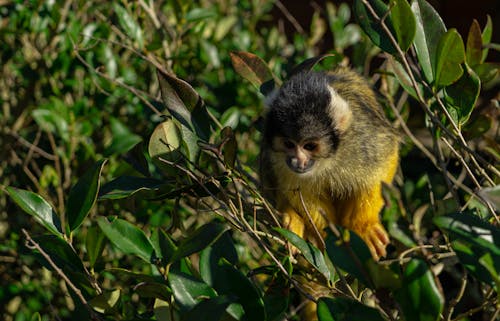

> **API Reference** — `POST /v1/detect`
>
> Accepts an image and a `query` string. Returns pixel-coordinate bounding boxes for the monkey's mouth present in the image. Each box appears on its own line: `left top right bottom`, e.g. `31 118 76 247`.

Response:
286 158 315 174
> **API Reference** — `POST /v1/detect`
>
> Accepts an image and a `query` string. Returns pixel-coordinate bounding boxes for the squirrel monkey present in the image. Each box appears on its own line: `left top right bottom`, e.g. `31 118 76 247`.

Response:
260 68 399 260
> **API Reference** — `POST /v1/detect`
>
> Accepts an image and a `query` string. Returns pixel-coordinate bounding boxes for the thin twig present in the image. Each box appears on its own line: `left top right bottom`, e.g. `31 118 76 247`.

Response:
22 229 102 320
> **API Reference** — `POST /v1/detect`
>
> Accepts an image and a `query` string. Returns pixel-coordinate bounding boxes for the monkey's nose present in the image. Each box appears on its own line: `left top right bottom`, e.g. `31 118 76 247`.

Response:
287 157 315 173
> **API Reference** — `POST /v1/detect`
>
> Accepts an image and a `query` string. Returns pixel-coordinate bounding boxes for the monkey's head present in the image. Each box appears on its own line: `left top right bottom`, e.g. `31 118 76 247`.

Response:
263 71 352 175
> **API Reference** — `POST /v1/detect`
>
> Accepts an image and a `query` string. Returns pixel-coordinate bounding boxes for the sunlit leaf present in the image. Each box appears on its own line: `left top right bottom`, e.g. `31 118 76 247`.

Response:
395 259 443 321
32 108 69 142
390 0 416 52
466 20 483 67
276 228 330 280
411 0 447 82
6 187 62 236
443 64 480 126
434 211 500 286
435 29 465 87
113 3 144 48
89 289 121 314
97 217 154 263
482 15 493 61
185 7 216 21
67 159 106 231
171 222 229 263
317 297 386 321
353 0 397 55
230 51 275 89
148 119 184 175
134 282 171 301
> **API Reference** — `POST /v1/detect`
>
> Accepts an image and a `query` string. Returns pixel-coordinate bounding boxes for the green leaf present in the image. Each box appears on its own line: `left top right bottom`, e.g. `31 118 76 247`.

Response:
171 222 229 263
220 127 237 169
34 234 86 273
97 217 154 263
6 187 62 236
212 260 266 321
113 3 144 48
104 118 142 156
89 289 121 314
151 228 178 264
99 176 164 200
148 119 186 176
86 225 106 269
262 261 291 321
157 69 210 141
134 282 171 301
182 295 233 321
168 270 217 311
32 235 95 297
32 108 69 141
434 29 465 87
395 259 444 321
390 0 416 51
199 232 238 287
443 64 480 126
433 212 500 257
482 15 493 61
317 297 386 321
67 159 106 231
230 51 276 89
473 62 500 84
353 0 398 55
275 228 330 280
411 0 447 83
185 7 216 21
466 20 483 67
325 228 373 286
434 211 500 286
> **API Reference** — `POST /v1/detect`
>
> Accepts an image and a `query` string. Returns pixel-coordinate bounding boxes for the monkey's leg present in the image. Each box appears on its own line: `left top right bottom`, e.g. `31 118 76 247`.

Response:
340 184 389 260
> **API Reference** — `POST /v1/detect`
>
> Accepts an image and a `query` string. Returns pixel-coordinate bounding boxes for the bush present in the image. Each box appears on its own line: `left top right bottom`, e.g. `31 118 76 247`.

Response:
2 0 499 320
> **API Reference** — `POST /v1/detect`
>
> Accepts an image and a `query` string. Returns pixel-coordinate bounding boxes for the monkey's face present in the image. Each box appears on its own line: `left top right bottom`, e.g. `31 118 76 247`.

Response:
264 72 350 176
272 135 333 175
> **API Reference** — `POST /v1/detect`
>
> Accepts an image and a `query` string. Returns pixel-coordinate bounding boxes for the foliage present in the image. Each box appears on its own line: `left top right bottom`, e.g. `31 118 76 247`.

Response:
1 0 499 321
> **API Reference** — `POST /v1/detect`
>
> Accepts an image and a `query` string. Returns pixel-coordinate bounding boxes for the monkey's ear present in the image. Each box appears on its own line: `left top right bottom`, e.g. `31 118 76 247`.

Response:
327 86 352 132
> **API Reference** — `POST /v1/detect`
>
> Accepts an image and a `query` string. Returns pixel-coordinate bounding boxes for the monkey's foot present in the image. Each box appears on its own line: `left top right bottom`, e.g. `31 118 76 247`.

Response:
363 224 389 261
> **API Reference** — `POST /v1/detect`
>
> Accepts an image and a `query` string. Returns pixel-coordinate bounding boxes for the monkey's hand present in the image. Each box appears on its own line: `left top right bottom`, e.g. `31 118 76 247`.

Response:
362 223 389 261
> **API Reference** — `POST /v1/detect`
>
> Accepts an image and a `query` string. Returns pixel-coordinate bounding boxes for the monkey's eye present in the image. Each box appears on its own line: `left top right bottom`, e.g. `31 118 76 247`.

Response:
303 142 318 151
283 140 295 149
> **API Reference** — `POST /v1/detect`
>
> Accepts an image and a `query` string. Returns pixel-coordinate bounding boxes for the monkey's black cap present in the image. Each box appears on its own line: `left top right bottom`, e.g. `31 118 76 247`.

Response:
264 71 338 145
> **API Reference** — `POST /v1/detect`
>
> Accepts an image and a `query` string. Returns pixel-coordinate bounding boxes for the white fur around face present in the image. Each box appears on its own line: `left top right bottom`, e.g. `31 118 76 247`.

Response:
327 86 352 132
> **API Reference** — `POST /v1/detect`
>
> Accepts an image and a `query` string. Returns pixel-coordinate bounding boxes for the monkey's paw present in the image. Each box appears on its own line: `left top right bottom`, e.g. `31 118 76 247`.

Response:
363 224 389 261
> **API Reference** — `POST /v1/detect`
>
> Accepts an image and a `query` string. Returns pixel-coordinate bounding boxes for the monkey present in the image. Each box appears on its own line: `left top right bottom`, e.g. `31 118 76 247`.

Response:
260 67 399 261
